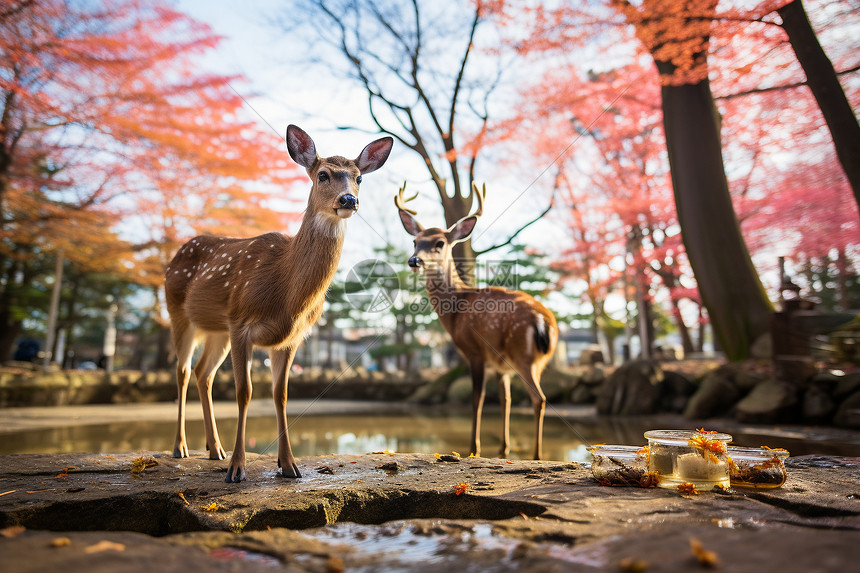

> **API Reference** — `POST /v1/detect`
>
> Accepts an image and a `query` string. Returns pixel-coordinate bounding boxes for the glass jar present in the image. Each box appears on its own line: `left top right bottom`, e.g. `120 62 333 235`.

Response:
644 429 732 490
727 446 789 488
590 445 657 487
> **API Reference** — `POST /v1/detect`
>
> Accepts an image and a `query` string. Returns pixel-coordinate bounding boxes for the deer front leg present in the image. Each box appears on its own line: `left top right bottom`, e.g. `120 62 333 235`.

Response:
193 333 230 460
172 326 195 458
498 373 512 458
270 347 301 478
469 359 486 457
225 334 253 483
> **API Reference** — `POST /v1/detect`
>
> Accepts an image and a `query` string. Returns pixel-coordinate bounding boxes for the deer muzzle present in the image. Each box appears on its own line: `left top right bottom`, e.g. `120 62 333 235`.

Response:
408 256 424 270
335 193 359 218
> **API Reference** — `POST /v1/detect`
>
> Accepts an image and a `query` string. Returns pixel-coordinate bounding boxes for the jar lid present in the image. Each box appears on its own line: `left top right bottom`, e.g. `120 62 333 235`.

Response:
726 445 789 458
644 429 732 444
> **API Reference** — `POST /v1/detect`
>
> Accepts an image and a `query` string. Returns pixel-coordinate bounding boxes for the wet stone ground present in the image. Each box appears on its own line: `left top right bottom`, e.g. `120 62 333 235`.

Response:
0 451 858 572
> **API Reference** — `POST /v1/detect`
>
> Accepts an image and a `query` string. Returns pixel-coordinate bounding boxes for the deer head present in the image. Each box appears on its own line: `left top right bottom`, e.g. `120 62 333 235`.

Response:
287 124 393 228
395 181 485 273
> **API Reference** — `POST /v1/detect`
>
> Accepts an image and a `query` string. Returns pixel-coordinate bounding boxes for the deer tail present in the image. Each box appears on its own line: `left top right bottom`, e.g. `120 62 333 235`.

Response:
534 313 552 355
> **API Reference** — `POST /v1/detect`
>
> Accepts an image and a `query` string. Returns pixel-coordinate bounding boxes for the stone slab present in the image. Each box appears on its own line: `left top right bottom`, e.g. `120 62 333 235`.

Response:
1 451 859 571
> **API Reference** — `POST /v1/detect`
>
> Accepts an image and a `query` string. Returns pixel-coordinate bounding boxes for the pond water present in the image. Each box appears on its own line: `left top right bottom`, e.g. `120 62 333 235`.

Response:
2 401 859 461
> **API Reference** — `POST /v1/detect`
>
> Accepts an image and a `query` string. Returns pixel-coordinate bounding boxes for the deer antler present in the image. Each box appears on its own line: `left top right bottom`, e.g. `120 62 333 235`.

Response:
394 181 419 215
470 182 486 219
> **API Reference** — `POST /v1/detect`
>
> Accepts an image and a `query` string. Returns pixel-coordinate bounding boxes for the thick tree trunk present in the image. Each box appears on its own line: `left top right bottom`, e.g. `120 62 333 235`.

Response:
656 62 774 361
779 0 860 210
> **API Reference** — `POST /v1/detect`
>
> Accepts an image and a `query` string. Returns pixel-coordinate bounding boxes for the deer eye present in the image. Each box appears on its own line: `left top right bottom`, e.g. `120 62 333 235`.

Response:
356 175 362 185
435 240 445 249
318 171 329 182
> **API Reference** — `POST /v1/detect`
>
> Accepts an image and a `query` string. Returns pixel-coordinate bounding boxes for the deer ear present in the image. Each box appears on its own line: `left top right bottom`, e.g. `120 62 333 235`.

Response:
286 125 318 169
356 136 394 174
398 210 424 236
446 216 477 244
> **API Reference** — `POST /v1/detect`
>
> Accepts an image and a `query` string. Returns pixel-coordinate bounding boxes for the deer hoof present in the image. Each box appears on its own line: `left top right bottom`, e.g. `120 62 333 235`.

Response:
173 444 189 458
208 445 226 460
278 462 301 479
225 465 246 483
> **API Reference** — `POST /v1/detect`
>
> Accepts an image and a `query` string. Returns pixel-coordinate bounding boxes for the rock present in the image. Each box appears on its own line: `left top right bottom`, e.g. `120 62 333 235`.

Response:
734 379 799 424
802 386 836 424
581 364 606 386
446 376 473 404
1 452 859 572
683 371 740 419
834 390 860 428
659 370 696 413
596 359 663 415
569 382 595 404
834 371 860 401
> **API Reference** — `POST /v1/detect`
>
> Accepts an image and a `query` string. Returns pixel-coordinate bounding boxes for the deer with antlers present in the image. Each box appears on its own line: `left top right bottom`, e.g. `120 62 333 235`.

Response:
165 125 392 482
395 183 558 459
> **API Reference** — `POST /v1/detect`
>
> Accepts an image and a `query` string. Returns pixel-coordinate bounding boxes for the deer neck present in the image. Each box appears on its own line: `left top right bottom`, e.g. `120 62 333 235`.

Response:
423 261 470 325
282 209 347 300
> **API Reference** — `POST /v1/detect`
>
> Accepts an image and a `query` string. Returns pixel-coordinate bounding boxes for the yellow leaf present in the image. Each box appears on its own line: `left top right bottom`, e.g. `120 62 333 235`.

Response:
201 501 219 512
50 537 72 548
84 540 126 554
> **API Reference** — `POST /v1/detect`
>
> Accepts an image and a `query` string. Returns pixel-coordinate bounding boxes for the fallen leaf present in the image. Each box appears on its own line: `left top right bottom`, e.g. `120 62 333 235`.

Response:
434 453 441 459
451 451 461 457
0 525 25 538
690 537 719 567
201 501 219 512
453 482 469 495
506 460 515 464
677 482 699 495
0 490 17 498
130 456 158 475
84 540 126 554
174 490 190 506
50 537 71 548
619 557 649 572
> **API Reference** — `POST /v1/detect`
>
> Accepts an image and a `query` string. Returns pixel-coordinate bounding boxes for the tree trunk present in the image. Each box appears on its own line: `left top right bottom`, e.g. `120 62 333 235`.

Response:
656 62 774 361
778 0 860 210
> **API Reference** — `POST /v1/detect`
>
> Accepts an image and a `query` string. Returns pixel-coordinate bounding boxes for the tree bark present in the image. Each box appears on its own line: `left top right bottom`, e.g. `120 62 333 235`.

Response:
778 0 860 210
656 62 774 361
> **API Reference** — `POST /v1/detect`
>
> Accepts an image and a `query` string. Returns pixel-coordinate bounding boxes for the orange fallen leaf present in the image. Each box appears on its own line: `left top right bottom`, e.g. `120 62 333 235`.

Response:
690 537 719 567
51 537 71 548
434 453 441 459
453 482 469 495
0 525 25 538
130 456 158 475
506 460 515 464
677 482 699 495
174 490 190 506
451 451 461 457
619 557 649 572
201 501 219 512
84 540 126 554
0 490 17 498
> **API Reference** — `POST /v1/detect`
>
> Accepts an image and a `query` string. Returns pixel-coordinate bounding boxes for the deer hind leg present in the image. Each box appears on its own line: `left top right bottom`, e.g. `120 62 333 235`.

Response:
172 322 196 458
517 361 546 461
225 332 253 483
468 359 486 457
270 346 300 478
194 332 230 460
497 373 512 458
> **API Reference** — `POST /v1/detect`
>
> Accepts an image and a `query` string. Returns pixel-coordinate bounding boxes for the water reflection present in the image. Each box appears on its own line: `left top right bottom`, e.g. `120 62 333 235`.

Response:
1 408 858 460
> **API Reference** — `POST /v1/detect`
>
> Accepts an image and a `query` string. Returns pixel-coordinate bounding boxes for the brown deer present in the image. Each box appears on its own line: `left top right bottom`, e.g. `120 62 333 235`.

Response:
395 183 558 459
165 125 392 482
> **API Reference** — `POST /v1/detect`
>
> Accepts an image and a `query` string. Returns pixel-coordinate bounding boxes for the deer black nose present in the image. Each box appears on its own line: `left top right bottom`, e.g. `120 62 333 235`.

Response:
408 256 423 268
339 194 358 210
